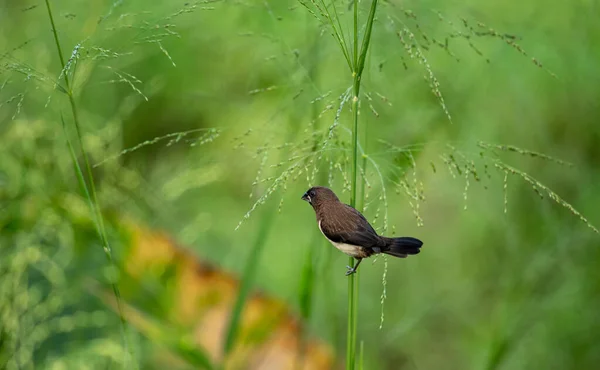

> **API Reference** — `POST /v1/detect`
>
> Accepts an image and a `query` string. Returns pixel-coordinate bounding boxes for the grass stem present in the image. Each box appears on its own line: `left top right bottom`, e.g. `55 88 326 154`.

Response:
223 208 275 357
347 1 378 369
44 0 133 366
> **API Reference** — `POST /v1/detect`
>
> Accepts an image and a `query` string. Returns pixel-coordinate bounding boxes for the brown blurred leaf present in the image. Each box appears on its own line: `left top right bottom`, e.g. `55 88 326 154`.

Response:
112 221 334 369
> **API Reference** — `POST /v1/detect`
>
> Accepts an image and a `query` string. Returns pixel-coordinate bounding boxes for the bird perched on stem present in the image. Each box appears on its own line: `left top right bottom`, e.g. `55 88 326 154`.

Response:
302 186 423 276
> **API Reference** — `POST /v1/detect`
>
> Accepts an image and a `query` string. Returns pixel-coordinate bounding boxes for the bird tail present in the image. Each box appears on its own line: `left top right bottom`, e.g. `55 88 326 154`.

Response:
381 237 423 258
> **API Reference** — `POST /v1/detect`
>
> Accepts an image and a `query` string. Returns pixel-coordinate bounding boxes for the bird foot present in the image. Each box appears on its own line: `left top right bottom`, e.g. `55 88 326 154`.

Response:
345 266 357 276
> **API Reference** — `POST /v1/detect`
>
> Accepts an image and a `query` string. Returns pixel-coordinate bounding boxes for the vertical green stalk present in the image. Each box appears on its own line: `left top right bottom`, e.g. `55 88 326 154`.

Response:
296 233 317 370
353 0 359 70
347 1 378 369
346 69 360 370
223 208 275 357
358 340 365 370
44 0 133 366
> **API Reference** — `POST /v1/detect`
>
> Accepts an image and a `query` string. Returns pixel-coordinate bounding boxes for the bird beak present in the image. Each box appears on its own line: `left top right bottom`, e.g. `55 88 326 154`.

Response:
301 192 311 203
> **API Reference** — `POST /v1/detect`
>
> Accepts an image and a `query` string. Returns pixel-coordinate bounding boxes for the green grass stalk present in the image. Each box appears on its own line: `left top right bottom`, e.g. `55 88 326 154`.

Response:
223 208 275 357
297 233 317 370
317 0 352 70
347 1 378 369
358 340 365 370
44 0 133 366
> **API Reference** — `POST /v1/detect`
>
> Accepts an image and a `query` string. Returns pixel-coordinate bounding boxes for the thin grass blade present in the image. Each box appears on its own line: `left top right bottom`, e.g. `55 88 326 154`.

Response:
223 208 275 356
356 0 378 78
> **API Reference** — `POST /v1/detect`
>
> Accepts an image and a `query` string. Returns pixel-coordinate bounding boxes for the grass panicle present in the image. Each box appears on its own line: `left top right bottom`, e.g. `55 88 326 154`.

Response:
494 162 598 233
2 1 597 369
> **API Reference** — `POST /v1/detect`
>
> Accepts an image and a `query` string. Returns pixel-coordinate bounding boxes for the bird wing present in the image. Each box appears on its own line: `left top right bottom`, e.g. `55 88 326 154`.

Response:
319 204 382 248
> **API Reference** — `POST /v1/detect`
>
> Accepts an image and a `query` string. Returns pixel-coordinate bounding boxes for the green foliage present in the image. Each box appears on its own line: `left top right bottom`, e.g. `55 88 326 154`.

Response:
2 0 600 369
223 208 275 358
0 122 132 369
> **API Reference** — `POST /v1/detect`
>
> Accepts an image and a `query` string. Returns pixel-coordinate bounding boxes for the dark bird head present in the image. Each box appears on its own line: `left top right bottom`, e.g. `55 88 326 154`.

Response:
301 186 339 209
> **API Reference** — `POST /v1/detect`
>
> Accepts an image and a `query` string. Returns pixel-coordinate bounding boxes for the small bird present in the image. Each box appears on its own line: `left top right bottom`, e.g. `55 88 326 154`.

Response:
302 186 423 276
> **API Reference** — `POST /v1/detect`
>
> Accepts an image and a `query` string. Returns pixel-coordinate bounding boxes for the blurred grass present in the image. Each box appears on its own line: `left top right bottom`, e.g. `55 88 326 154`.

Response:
2 0 600 369
45 0 134 361
224 207 275 359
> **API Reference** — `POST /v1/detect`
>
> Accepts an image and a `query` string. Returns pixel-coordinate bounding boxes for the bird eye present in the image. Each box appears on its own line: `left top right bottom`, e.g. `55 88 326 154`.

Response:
309 190 315 197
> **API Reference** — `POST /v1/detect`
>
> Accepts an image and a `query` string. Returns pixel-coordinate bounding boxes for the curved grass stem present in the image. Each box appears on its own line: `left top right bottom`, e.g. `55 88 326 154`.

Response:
44 0 134 367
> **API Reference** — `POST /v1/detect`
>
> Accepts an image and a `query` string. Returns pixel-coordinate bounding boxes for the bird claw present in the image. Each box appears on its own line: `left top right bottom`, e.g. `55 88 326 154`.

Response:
345 266 356 276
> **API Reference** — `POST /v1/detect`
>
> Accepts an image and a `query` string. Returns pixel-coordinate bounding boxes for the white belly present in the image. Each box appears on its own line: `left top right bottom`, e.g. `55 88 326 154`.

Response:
330 241 362 257
318 221 362 257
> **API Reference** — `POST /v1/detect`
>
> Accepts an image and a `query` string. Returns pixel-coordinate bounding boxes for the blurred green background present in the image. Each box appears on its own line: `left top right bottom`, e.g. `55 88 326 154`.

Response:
1 0 599 369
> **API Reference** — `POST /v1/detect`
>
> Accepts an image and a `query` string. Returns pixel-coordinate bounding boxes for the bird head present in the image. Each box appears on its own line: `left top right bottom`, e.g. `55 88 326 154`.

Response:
301 186 339 209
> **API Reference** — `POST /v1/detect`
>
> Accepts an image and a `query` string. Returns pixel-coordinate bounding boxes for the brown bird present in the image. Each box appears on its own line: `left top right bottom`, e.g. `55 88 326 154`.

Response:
302 186 423 275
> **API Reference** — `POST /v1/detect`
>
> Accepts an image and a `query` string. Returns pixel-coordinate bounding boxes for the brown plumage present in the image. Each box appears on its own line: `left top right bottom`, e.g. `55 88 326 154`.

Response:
302 186 423 275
